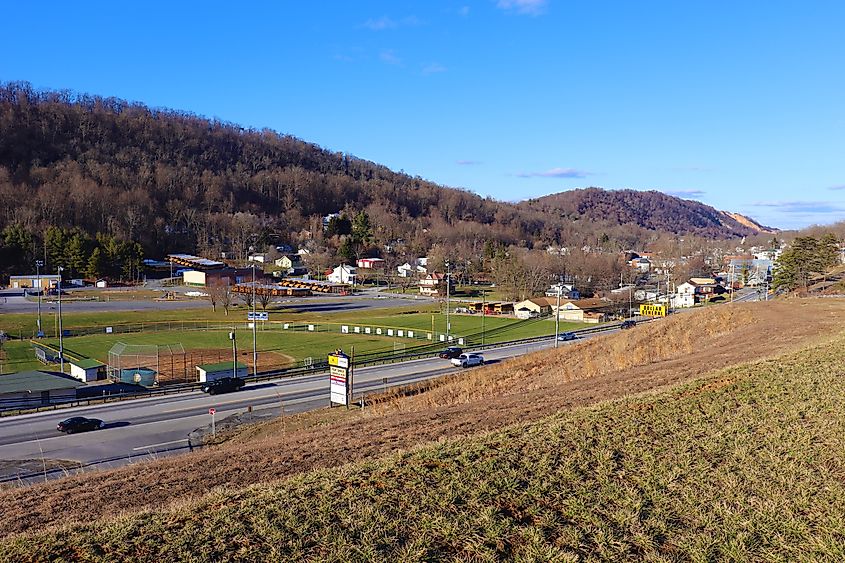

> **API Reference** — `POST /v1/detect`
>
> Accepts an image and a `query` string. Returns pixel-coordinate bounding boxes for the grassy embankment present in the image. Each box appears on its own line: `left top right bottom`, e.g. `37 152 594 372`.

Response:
1 300 845 560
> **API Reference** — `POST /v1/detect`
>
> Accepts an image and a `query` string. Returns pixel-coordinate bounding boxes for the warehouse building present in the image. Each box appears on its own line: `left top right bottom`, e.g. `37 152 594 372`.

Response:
8 274 61 290
0 370 84 408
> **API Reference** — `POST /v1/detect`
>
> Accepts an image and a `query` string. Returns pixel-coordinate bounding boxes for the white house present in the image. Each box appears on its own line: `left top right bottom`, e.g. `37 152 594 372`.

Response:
397 258 428 278
328 265 357 285
247 253 267 263
544 283 580 299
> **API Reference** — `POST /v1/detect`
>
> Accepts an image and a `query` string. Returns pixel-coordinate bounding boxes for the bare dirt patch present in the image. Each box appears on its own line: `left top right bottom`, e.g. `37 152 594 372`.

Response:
0 299 842 538
156 348 295 384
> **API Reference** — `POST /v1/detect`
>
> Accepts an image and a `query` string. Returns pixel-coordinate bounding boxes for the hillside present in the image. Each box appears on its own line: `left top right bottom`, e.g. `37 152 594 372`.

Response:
523 188 777 238
0 83 770 278
0 300 843 561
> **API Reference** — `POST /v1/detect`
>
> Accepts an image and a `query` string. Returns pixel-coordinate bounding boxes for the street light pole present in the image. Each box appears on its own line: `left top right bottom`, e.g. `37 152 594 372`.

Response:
35 260 43 336
57 266 64 373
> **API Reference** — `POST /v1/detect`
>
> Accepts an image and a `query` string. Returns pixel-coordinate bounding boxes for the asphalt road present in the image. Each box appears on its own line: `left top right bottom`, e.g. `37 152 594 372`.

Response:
0 335 602 482
0 289 426 315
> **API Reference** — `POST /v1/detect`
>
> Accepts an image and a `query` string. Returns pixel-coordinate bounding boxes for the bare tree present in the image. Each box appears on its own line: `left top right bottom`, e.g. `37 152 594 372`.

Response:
220 279 233 316
258 291 273 311
207 278 233 315
240 289 254 309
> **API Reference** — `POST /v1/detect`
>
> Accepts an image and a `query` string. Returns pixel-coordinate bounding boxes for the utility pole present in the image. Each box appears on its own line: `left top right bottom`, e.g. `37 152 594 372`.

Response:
554 283 561 348
730 261 735 303
251 263 257 378
57 266 64 373
445 261 451 341
481 289 486 346
35 260 43 337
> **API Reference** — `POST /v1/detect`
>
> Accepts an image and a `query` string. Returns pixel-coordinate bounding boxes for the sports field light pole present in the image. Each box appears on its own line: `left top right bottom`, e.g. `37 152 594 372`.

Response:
554 283 562 348
230 330 238 379
445 261 451 342
251 262 257 378
57 266 64 373
35 259 43 336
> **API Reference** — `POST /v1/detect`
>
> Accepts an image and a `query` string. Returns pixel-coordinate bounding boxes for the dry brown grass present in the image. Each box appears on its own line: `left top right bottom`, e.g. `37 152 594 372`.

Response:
0 299 841 540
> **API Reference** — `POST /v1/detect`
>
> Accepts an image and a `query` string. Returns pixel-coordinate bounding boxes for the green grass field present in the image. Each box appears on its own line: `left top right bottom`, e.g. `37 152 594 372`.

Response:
1 311 586 374
4 328 845 560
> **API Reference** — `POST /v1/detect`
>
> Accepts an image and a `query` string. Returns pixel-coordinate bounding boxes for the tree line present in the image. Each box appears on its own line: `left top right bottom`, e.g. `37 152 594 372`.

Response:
0 82 753 283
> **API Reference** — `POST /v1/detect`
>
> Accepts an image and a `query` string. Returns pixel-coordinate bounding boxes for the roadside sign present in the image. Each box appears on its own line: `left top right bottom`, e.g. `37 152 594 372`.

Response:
639 304 667 317
247 311 269 321
208 408 216 415
328 352 349 405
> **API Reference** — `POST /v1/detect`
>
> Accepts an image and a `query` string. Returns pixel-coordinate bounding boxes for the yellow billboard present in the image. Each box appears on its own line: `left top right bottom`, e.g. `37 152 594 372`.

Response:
639 304 667 317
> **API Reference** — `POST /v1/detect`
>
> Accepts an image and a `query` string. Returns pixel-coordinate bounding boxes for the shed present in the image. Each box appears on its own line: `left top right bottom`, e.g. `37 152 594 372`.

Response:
0 370 84 408
69 359 106 382
196 361 248 383
95 279 108 288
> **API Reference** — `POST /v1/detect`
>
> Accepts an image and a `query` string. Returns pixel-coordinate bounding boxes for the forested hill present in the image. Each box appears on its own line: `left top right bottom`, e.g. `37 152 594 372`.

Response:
0 82 770 273
523 188 775 239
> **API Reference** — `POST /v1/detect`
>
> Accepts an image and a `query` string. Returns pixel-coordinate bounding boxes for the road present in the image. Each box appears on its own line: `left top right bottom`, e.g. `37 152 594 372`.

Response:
0 336 593 482
0 288 426 315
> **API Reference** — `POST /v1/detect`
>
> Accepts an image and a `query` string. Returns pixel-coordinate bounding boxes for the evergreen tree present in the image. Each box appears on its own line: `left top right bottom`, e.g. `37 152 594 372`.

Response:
86 247 104 279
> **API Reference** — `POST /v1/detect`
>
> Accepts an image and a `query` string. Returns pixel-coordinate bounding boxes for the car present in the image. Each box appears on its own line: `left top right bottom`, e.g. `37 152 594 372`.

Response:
557 332 577 341
438 346 463 359
451 353 484 368
620 320 637 329
57 417 104 434
201 376 246 395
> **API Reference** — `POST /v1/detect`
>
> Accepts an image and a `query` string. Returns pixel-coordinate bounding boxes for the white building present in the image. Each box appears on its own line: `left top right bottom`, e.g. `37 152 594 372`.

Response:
328 265 357 284
69 359 105 382
196 361 248 383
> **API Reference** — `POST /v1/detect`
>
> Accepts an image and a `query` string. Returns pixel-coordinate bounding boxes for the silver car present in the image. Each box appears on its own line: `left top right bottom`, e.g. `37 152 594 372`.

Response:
451 353 484 368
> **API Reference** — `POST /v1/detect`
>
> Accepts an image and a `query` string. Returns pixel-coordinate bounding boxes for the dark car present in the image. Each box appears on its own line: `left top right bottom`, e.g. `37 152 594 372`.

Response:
620 320 637 329
557 332 577 342
57 416 104 434
201 376 245 395
438 346 463 359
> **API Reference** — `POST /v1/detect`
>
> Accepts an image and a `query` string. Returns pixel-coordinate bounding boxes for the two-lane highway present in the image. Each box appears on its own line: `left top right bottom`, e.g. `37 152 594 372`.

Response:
0 336 581 480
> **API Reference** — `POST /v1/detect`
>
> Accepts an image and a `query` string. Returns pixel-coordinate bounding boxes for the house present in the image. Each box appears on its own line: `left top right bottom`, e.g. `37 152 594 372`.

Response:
0 370 85 408
247 253 267 263
356 258 385 269
397 258 428 278
513 298 553 319
273 254 307 276
418 273 454 297
555 298 607 322
327 265 357 285
674 278 726 307
69 359 106 383
8 274 61 290
322 213 341 229
630 257 651 273
544 283 580 300
196 361 248 383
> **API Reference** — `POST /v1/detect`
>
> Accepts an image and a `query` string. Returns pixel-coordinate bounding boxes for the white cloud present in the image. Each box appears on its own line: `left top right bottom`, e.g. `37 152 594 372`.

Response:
363 16 397 30
422 62 447 75
516 167 590 178
496 0 548 16
379 50 402 65
663 189 706 199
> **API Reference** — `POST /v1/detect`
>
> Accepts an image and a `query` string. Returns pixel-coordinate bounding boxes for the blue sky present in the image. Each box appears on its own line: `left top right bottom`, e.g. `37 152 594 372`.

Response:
3 0 844 230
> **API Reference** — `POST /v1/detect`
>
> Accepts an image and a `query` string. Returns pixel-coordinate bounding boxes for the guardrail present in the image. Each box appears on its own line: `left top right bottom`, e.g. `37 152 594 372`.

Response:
0 319 641 416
